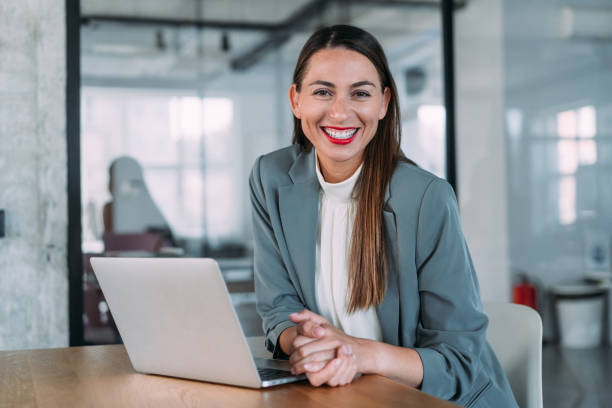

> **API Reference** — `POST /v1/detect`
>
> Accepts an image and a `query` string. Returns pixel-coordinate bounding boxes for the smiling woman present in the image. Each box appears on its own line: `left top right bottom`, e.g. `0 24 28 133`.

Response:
250 25 518 407
289 48 391 183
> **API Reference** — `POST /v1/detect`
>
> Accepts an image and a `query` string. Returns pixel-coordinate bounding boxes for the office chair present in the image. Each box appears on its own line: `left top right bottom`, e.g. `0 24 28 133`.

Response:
484 302 543 408
102 231 162 252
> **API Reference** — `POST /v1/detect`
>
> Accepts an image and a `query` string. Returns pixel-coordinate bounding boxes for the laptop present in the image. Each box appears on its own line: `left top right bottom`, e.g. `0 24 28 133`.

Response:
90 257 306 388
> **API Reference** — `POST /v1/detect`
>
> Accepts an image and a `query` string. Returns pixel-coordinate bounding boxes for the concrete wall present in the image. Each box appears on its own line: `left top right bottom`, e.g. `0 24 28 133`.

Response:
0 0 68 350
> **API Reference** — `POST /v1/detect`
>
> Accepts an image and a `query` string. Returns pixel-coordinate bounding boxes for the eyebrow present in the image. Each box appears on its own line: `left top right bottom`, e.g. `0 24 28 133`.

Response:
308 80 377 88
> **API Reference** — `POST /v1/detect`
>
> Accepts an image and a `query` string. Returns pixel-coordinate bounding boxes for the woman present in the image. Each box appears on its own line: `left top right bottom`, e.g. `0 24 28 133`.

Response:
249 25 517 407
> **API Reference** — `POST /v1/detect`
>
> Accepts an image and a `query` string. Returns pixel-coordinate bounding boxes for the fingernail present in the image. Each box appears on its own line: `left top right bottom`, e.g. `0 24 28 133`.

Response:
334 359 341 367
314 327 324 337
304 363 312 371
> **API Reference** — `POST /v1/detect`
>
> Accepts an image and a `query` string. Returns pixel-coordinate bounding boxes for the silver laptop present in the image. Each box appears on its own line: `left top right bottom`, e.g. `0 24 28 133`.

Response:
90 257 305 388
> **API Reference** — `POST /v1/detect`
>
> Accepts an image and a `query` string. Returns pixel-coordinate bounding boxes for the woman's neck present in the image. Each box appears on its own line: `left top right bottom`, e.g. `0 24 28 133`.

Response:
317 153 363 183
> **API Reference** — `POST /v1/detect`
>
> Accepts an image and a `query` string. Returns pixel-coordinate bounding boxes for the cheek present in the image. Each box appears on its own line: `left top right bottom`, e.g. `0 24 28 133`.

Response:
298 109 322 144
357 104 384 126
299 105 327 130
357 107 381 143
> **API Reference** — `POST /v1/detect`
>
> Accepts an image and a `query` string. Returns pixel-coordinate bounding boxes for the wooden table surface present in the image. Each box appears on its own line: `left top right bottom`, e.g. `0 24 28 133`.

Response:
0 343 457 408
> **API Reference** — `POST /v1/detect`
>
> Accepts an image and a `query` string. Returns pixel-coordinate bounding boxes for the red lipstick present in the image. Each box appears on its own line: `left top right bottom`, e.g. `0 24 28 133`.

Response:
321 126 359 145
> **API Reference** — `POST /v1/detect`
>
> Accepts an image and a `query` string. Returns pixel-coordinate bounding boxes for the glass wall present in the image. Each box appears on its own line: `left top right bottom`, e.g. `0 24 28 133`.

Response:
500 3 612 404
503 1 612 289
81 89 240 249
79 0 447 343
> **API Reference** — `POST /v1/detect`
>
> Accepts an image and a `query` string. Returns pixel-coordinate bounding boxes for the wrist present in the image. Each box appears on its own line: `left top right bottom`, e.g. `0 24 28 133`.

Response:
279 326 297 355
355 338 380 374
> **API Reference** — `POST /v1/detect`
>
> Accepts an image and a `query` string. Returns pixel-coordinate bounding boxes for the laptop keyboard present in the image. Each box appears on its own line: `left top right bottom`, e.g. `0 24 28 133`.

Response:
257 368 295 381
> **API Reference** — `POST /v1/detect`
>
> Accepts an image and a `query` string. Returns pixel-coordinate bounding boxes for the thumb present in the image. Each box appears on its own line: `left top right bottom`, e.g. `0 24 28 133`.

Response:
297 320 326 338
290 309 328 325
289 311 307 323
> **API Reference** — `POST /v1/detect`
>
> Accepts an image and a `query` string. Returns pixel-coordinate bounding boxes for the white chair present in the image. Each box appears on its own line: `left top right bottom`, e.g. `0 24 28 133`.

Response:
484 302 543 408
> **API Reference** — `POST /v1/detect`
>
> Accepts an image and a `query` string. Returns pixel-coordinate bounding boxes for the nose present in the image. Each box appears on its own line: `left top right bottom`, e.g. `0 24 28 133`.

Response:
329 96 349 121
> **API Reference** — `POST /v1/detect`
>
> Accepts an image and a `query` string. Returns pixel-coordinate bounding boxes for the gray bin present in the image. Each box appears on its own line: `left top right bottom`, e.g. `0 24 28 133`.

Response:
552 284 607 348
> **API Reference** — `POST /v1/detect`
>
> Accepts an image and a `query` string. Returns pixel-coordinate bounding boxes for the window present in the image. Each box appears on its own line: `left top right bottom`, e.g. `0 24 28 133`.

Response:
555 106 597 225
81 88 239 252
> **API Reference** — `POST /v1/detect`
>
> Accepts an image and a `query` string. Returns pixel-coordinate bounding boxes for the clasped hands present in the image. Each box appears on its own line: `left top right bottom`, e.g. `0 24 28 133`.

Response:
286 310 364 387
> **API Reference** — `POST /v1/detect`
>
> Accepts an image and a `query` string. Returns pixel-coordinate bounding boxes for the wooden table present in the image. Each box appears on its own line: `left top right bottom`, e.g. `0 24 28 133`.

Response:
1 342 457 407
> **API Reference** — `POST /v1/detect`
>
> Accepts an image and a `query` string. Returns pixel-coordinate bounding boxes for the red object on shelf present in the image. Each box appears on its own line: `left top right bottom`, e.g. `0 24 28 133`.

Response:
513 276 538 310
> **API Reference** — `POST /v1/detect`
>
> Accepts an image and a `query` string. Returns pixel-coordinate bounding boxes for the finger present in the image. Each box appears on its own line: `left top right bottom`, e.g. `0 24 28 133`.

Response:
340 343 353 356
289 310 328 325
339 355 358 385
292 335 317 349
333 345 355 386
307 357 342 387
290 348 335 370
329 346 353 386
293 337 342 361
295 320 312 336
291 360 330 375
305 361 327 373
296 320 325 339
327 356 350 387
290 347 334 365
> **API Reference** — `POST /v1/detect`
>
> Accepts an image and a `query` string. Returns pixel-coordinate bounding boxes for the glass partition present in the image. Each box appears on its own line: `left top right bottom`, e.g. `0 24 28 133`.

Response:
502 1 612 286
79 0 447 343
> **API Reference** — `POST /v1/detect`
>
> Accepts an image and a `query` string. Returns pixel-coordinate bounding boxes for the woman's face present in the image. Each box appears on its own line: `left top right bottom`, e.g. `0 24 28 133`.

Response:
289 48 390 179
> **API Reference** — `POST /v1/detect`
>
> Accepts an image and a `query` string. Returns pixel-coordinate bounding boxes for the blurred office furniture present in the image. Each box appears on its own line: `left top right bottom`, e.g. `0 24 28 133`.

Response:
83 252 119 344
219 257 254 293
216 257 261 336
484 302 543 408
102 231 162 253
550 283 608 348
585 270 612 346
103 156 170 234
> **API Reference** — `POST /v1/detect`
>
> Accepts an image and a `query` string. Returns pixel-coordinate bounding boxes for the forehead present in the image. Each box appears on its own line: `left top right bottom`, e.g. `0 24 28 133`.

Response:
303 48 380 85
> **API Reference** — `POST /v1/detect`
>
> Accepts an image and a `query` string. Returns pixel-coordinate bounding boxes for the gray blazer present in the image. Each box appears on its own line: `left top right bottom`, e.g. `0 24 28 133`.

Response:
249 145 517 407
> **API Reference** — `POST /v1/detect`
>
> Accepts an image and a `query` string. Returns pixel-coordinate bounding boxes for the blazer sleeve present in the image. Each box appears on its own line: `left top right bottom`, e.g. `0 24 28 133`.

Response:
249 156 305 358
412 178 489 402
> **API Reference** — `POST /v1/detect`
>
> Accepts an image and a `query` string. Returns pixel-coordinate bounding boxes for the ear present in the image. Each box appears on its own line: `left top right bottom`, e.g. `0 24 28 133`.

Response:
379 87 391 119
289 84 301 119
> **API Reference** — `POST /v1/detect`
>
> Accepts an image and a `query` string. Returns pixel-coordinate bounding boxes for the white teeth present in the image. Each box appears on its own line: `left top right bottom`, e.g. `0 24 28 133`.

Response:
323 127 358 139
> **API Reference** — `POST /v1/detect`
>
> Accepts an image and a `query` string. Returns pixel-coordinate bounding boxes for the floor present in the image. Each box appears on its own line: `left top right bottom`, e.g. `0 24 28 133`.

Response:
235 303 612 408
542 342 612 408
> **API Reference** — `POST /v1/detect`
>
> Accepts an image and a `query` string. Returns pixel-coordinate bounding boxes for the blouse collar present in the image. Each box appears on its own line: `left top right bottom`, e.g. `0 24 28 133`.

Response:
315 151 363 203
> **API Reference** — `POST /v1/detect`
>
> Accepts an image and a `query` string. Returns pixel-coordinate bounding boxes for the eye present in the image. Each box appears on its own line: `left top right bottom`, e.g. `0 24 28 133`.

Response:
353 90 371 98
313 88 332 97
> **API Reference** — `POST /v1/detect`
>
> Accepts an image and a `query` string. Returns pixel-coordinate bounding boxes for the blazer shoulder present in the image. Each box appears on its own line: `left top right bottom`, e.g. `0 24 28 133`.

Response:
390 161 445 193
251 144 301 187
389 161 457 208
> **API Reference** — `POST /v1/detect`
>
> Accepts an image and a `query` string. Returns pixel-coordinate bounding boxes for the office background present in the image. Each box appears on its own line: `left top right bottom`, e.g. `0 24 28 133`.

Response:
1 0 611 406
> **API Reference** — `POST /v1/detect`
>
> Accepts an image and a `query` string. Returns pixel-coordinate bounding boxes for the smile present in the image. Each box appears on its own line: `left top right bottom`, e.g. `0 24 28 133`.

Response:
321 126 359 145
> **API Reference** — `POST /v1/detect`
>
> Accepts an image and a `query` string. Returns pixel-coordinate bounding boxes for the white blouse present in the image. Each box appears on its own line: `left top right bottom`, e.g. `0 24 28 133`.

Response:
314 155 382 341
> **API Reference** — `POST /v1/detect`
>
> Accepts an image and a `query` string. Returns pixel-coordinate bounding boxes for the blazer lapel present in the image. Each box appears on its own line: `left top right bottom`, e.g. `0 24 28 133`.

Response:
278 149 400 338
278 149 320 314
376 190 400 346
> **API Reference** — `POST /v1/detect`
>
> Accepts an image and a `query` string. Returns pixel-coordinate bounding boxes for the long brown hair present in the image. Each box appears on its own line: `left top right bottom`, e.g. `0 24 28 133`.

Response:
291 25 410 313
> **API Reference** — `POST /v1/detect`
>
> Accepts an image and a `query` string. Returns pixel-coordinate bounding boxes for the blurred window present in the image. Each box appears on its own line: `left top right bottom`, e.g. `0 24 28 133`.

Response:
81 88 238 250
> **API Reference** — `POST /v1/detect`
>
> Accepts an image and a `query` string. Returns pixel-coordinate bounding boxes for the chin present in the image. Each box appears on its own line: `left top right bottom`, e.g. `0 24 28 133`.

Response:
320 147 362 164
